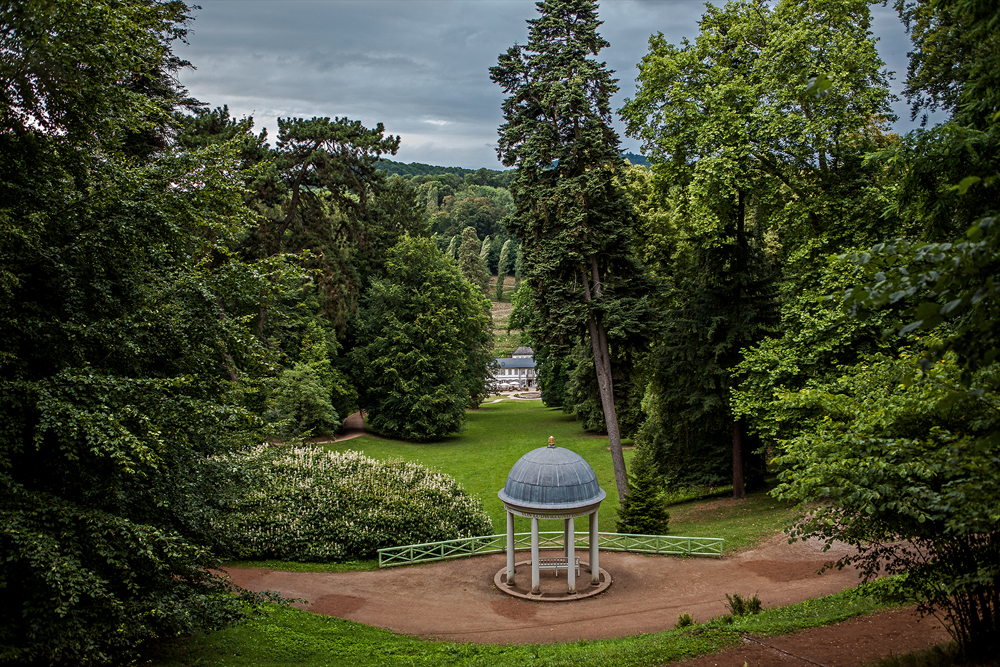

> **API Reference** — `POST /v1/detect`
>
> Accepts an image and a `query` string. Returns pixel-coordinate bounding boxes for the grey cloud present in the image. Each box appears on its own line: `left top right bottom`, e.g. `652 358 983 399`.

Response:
178 0 928 169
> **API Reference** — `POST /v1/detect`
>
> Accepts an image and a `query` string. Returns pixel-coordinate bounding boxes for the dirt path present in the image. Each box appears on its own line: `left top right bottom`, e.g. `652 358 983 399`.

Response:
664 607 948 667
301 411 368 445
224 533 950 663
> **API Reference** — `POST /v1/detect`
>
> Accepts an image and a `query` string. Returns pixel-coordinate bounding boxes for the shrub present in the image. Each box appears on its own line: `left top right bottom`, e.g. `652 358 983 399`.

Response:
726 592 763 616
615 454 671 534
676 613 694 628
267 363 340 440
218 446 492 561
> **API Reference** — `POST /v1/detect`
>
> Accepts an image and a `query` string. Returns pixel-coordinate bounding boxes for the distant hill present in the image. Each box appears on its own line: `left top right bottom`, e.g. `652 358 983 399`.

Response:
378 153 651 179
376 159 484 179
623 152 650 166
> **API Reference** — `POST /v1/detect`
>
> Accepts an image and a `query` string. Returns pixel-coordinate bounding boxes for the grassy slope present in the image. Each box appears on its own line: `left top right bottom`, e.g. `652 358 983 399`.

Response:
670 493 798 553
490 275 525 356
321 399 635 535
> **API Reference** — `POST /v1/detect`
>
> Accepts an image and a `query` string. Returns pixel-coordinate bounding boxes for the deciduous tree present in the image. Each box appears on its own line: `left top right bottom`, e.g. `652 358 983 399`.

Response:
350 237 493 440
773 0 999 655
0 2 291 662
622 0 895 496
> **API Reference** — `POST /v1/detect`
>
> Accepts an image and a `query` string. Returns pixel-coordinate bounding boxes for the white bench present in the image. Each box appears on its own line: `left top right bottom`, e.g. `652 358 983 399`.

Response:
536 557 580 577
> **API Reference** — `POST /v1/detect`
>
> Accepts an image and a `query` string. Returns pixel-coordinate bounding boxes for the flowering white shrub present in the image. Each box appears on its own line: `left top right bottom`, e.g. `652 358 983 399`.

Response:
217 446 492 561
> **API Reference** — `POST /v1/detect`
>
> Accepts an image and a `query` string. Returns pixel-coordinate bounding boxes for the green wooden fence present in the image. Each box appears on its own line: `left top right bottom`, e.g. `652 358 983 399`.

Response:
377 531 723 568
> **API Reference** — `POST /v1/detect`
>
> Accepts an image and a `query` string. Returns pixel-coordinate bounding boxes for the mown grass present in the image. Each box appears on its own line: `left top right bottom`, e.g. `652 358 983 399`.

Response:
669 492 798 554
223 559 378 573
143 585 894 667
321 399 638 535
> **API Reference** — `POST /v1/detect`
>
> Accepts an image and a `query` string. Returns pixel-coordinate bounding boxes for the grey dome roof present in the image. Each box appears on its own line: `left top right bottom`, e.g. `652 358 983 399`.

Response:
498 446 606 510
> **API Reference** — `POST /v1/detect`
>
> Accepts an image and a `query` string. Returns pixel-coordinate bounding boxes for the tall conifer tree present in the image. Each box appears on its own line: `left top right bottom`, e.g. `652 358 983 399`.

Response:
491 0 656 500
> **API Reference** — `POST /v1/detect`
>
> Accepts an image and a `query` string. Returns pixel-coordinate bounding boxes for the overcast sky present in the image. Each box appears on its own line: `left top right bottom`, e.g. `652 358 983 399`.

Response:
176 0 926 170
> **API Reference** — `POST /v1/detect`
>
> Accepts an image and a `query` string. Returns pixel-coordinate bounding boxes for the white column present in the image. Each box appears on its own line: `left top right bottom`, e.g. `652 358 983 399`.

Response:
566 516 576 594
506 510 515 586
531 517 540 594
589 510 600 585
563 519 571 557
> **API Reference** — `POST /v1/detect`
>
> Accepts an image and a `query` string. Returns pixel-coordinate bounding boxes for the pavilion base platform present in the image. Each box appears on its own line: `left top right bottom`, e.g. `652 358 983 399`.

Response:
494 559 611 601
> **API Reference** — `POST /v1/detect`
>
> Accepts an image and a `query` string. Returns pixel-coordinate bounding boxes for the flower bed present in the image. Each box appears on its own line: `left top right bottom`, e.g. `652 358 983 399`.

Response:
218 446 492 561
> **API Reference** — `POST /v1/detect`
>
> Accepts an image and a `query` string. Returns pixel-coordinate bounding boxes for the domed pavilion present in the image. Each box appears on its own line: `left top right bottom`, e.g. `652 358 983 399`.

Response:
497 437 607 596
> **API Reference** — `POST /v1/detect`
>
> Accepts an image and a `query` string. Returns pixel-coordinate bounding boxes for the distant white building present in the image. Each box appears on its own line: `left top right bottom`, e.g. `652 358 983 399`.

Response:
492 346 537 390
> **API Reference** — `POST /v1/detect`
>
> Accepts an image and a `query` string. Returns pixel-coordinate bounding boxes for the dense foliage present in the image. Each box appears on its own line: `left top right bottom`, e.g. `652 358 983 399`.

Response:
772 349 999 656
0 1 289 663
457 226 490 294
219 446 492 561
267 364 341 439
756 0 999 655
5 0 999 660
350 236 493 440
622 0 896 495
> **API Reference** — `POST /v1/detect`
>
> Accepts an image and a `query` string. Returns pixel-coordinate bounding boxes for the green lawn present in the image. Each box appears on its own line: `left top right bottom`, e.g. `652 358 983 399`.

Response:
670 492 799 554
321 399 636 535
230 400 798 572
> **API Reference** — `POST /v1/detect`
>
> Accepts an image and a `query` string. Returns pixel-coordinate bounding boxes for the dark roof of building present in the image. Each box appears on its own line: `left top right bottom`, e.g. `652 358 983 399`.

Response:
498 445 606 510
512 346 534 357
495 358 535 369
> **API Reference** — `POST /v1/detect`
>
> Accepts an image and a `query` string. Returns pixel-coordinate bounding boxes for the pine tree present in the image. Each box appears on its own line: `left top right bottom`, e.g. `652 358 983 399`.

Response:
615 454 671 535
491 0 657 500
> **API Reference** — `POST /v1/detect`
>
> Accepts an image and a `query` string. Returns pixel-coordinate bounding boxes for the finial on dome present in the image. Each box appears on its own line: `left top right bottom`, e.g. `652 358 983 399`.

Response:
548 436 555 447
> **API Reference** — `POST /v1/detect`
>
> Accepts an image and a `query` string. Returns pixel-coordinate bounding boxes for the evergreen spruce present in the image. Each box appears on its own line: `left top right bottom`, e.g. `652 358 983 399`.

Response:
615 454 671 535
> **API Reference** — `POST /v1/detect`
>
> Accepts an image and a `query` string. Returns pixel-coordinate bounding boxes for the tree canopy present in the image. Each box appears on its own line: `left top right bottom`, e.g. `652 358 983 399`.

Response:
621 0 896 495
1 1 292 662
350 236 493 441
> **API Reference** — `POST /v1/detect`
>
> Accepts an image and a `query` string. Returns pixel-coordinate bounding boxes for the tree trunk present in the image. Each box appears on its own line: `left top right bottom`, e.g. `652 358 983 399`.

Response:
732 416 746 499
580 261 629 501
588 314 628 501
732 190 747 500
